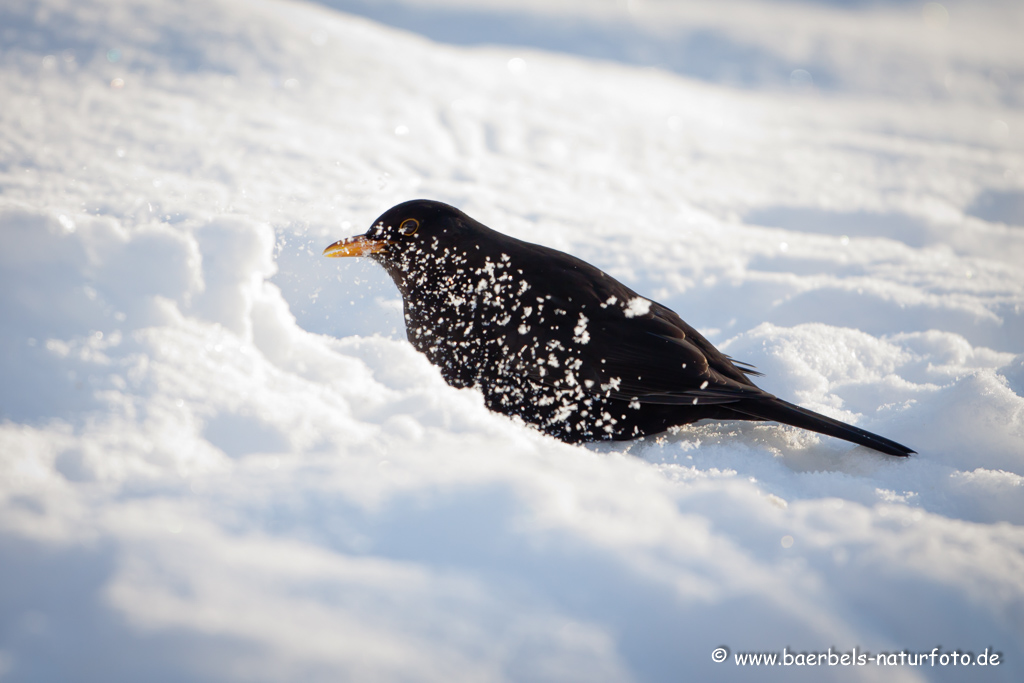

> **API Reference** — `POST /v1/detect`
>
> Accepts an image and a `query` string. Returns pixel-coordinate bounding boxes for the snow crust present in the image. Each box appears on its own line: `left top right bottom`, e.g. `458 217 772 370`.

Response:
1 0 1023 680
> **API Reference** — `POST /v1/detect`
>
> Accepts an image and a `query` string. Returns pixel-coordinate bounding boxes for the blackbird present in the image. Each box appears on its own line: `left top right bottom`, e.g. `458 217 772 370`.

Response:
324 199 913 456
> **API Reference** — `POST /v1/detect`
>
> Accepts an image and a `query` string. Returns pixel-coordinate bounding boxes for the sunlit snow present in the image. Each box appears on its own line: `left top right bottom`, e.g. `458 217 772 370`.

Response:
1 0 1023 681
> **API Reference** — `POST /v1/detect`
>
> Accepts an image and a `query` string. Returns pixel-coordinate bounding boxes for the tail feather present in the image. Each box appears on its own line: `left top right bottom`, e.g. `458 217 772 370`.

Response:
730 398 915 457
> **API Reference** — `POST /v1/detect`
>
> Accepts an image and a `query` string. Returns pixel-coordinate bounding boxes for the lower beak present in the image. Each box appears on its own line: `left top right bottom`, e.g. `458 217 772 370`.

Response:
322 235 392 258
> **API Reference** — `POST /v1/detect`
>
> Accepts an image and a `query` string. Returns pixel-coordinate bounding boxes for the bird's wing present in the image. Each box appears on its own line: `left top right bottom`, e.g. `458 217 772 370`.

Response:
581 317 770 406
519 301 769 406
510 244 768 406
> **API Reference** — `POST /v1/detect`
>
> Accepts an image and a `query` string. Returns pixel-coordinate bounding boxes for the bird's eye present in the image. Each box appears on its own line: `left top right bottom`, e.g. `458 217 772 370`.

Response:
399 218 419 235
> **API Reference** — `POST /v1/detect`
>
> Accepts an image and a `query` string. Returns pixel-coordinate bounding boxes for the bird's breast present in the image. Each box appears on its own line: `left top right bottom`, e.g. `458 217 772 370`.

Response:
399 258 585 383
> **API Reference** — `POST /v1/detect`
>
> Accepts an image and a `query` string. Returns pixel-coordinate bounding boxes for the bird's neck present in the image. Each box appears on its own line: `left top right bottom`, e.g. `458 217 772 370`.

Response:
384 248 531 335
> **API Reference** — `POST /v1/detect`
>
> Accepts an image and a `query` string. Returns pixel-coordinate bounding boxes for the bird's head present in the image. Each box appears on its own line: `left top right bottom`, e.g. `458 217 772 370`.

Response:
323 199 479 283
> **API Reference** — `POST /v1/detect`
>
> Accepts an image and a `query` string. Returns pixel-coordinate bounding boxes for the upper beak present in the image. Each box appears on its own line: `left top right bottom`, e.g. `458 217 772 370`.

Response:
322 235 392 258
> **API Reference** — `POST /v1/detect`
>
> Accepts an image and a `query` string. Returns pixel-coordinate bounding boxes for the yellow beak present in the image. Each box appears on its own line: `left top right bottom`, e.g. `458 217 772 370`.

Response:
322 235 392 258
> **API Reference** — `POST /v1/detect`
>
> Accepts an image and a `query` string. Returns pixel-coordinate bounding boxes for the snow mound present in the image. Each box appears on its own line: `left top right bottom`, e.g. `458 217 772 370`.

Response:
1 0 1022 680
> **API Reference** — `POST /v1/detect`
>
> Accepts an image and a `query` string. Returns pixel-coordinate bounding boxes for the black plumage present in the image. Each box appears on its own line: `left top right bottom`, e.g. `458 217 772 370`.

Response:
324 199 914 456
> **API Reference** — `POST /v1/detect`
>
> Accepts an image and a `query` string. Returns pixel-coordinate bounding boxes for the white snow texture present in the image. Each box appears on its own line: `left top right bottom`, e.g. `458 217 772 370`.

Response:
1 0 1023 681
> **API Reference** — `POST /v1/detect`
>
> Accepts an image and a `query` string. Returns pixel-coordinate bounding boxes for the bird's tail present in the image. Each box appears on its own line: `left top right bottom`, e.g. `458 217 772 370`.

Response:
730 398 915 457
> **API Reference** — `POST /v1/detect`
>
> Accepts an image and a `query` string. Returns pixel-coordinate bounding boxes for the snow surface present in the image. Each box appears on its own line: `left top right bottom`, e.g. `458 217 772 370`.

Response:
2 0 1023 680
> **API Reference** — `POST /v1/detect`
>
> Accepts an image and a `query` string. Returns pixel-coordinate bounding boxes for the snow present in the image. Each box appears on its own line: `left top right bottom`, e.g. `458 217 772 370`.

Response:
1 0 1023 680
623 297 651 318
